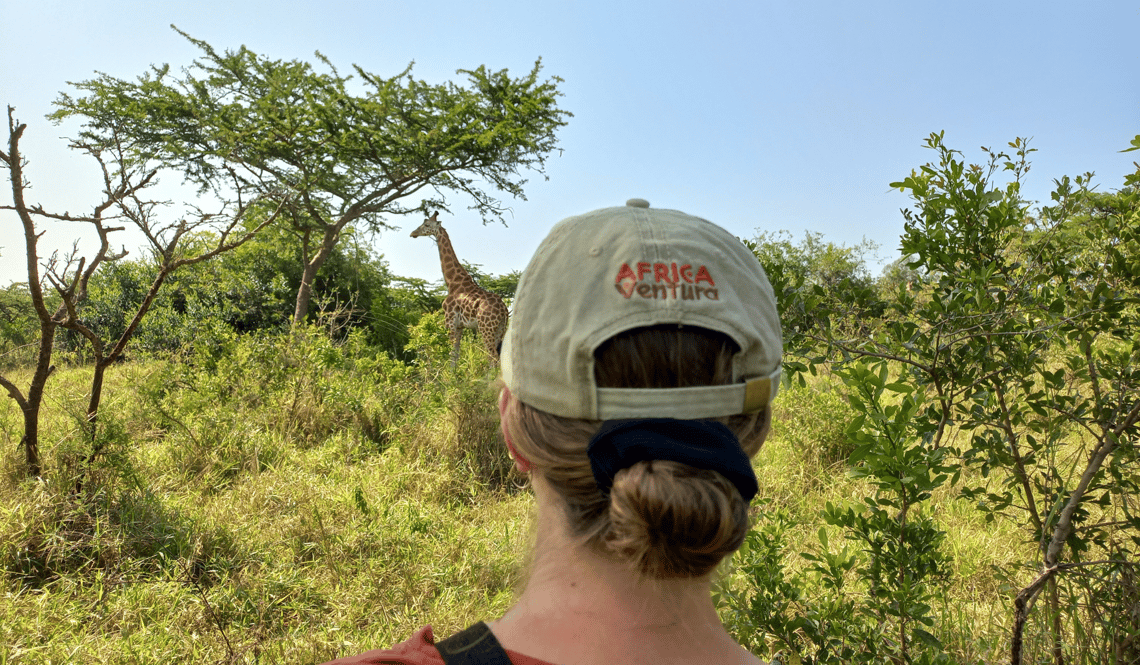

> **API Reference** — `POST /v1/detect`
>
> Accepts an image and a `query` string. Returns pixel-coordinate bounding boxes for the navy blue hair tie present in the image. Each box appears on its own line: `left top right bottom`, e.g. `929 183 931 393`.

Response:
587 419 758 502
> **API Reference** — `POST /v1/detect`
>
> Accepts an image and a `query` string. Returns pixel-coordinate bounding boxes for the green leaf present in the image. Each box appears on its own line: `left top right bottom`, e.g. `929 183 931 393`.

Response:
912 628 943 649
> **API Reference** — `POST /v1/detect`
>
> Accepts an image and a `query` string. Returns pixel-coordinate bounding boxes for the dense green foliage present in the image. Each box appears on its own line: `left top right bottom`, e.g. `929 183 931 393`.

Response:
57 224 437 361
0 283 41 365
723 134 1140 664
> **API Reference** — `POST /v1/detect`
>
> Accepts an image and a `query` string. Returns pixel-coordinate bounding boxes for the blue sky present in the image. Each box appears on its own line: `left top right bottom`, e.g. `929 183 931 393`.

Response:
2 0 1138 287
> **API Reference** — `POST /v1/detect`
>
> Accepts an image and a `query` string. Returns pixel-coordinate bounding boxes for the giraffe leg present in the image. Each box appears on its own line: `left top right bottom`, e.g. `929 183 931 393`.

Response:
491 305 509 363
479 324 499 365
450 330 463 369
479 316 507 365
444 306 463 370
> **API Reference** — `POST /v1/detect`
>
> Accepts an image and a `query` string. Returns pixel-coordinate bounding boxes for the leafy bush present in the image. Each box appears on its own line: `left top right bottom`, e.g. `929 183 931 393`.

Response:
60 223 433 361
0 282 41 367
773 379 857 468
769 132 1140 664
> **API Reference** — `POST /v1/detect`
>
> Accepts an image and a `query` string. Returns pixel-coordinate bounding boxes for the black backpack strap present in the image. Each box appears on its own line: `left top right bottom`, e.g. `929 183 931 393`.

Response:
435 622 512 665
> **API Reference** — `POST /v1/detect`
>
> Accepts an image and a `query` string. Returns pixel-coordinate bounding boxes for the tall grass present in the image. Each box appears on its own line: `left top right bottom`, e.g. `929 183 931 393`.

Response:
0 324 1122 663
1 322 526 663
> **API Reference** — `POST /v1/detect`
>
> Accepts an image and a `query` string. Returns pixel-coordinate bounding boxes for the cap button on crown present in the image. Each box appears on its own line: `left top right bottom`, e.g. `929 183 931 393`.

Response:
625 198 650 208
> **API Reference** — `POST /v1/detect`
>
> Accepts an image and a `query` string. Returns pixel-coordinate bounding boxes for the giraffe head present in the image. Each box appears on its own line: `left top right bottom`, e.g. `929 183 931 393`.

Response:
410 212 443 239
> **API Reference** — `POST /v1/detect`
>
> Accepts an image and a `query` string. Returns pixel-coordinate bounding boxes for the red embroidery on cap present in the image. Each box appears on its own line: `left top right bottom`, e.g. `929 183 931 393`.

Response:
695 266 715 286
613 260 719 301
615 263 636 283
614 263 637 299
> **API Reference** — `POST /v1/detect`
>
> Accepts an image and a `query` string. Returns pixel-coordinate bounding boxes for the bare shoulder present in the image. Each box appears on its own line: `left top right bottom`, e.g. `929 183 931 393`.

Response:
713 642 766 665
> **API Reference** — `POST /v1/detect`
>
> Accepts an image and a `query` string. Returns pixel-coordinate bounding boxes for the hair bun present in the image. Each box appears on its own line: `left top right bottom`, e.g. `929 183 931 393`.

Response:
603 460 749 578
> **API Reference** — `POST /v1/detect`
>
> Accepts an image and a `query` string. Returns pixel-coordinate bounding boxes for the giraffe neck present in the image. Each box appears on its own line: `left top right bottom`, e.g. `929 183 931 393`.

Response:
435 227 480 294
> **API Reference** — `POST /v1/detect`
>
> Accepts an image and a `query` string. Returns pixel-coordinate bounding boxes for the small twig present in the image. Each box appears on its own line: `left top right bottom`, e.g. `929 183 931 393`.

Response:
174 557 235 662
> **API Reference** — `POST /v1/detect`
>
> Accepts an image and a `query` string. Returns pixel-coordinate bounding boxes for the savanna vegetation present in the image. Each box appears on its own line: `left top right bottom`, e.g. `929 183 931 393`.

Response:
2 29 1138 665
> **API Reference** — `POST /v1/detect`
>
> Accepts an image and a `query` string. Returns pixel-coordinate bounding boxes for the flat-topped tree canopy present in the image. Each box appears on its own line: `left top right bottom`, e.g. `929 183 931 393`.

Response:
51 26 571 324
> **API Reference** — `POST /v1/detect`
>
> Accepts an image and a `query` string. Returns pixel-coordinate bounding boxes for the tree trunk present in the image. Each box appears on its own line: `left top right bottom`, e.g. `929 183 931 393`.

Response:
1048 577 1064 665
85 362 107 444
291 227 340 326
73 360 109 494
20 318 58 477
74 268 171 491
20 410 41 477
4 115 53 478
293 259 318 326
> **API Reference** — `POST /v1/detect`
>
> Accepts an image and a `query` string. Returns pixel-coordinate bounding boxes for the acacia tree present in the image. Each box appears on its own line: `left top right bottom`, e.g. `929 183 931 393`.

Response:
0 106 283 479
51 26 571 326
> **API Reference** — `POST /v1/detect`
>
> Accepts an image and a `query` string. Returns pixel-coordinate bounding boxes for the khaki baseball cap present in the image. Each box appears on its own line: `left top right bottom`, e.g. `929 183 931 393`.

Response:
501 199 783 420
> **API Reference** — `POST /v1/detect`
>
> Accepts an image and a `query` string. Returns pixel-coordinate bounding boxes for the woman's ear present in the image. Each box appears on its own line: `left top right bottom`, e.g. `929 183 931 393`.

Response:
499 387 532 473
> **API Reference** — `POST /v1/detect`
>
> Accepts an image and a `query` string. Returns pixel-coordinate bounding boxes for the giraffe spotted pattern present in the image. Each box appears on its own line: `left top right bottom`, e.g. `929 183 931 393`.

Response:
410 213 510 368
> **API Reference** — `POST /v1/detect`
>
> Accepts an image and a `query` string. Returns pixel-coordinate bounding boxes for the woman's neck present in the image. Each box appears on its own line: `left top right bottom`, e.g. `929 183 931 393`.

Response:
488 476 756 665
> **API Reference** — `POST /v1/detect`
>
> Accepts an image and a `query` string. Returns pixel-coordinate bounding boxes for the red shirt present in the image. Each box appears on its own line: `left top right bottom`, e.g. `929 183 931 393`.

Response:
321 625 558 665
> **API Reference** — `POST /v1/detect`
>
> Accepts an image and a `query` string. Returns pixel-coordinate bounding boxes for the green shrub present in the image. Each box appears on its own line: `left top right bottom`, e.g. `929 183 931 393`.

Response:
773 379 857 467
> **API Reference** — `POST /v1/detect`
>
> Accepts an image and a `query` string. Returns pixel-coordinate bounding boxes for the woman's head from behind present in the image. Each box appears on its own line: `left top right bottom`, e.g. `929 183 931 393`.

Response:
499 199 783 579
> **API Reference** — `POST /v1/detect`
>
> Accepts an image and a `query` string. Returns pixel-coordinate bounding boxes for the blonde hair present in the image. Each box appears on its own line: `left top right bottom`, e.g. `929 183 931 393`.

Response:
504 325 767 579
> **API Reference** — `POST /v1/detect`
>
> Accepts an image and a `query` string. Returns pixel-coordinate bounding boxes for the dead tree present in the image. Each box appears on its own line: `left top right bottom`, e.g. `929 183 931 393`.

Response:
1 106 284 481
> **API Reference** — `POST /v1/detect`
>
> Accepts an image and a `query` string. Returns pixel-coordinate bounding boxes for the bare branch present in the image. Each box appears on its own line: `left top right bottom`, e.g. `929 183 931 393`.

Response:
1044 423 1130 568
0 373 28 411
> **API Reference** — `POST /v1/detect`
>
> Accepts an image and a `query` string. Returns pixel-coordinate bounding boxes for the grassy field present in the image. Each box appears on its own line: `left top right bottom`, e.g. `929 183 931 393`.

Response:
0 328 1076 664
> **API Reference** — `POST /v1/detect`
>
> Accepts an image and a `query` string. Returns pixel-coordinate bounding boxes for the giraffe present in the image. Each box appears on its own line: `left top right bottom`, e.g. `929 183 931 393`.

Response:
410 212 510 368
